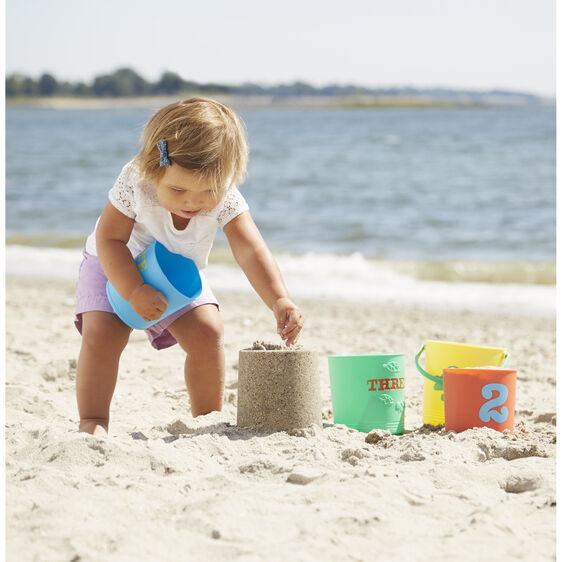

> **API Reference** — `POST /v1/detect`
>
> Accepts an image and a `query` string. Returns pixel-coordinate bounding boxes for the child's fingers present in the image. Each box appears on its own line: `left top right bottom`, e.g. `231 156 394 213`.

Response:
283 324 302 345
277 310 294 334
156 291 169 309
139 291 168 320
279 310 303 343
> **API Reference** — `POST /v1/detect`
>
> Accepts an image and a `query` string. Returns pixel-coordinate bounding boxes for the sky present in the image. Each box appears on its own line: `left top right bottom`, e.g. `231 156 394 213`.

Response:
5 0 556 96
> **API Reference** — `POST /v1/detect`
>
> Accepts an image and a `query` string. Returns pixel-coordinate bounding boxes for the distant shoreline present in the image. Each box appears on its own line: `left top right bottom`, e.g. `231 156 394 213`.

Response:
8 67 552 109
6 94 552 111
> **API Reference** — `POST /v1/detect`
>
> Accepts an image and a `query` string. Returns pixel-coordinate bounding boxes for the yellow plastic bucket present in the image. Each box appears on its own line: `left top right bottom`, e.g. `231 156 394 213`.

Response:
415 340 510 426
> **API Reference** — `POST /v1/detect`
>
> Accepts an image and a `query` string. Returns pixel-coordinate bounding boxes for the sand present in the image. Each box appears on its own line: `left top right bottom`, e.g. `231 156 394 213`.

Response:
4 275 556 561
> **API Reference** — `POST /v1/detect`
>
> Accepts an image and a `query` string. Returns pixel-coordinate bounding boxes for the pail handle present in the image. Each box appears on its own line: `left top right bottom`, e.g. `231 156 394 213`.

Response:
415 345 511 385
414 344 444 389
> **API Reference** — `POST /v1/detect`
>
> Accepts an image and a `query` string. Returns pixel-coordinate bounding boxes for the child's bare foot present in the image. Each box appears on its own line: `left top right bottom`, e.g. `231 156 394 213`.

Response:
79 419 109 436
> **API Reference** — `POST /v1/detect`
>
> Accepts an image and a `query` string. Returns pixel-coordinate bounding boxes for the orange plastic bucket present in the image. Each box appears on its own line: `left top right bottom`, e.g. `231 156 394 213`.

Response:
443 367 517 433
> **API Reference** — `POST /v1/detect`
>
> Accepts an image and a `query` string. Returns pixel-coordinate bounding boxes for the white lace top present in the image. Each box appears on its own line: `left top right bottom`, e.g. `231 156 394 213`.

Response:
85 159 249 270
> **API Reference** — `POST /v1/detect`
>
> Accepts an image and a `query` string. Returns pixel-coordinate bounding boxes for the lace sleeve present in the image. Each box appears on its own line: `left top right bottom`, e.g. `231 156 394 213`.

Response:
108 161 138 219
217 188 249 228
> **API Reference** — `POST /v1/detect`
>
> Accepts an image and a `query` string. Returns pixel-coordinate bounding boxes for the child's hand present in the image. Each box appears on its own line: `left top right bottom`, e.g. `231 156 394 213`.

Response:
128 283 168 321
272 297 303 346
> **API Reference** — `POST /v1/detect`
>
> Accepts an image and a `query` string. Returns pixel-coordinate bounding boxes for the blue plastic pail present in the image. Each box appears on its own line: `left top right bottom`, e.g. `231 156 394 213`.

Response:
106 241 202 329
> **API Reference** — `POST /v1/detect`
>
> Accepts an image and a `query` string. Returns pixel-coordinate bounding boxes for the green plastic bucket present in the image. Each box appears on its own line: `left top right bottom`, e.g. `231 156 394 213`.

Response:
328 354 405 434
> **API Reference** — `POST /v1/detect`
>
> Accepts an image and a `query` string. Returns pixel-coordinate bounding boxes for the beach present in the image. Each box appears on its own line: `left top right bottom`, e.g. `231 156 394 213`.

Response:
5 269 556 561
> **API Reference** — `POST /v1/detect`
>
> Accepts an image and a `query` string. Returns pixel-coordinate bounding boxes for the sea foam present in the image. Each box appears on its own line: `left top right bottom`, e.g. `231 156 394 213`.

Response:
5 245 554 317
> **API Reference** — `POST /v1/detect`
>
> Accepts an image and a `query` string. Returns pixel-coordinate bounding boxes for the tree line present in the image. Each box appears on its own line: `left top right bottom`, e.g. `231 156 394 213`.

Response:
6 68 223 97
6 67 542 104
5 67 381 98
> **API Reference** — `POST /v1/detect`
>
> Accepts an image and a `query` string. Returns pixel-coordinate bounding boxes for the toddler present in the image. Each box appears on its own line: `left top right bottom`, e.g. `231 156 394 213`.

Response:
74 97 303 436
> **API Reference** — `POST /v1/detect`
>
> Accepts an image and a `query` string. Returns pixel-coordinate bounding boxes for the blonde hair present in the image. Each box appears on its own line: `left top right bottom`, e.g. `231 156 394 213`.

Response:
136 97 248 193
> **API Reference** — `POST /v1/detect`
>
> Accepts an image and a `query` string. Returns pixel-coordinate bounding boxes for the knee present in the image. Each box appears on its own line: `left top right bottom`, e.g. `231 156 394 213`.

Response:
196 315 224 348
81 315 130 355
181 315 224 353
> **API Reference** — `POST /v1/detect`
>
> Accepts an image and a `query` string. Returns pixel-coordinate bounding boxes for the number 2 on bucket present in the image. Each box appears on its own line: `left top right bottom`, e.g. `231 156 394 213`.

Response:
478 383 509 423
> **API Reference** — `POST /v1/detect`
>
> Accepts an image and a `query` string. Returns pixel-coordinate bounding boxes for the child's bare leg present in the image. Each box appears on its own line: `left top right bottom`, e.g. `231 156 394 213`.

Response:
76 311 132 435
167 304 225 416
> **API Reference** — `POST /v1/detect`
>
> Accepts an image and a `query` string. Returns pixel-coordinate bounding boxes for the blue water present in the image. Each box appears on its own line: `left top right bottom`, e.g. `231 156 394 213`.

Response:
6 104 555 261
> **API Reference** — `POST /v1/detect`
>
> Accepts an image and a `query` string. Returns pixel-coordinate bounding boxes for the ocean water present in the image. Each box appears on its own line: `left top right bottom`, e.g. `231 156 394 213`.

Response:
6 104 555 262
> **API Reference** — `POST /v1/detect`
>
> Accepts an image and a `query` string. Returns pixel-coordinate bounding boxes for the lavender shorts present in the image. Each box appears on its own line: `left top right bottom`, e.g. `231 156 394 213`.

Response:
74 251 219 350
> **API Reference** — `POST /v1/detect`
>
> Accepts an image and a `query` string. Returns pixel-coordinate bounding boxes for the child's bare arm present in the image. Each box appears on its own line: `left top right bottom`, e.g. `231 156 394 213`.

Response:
96 202 168 321
223 212 303 344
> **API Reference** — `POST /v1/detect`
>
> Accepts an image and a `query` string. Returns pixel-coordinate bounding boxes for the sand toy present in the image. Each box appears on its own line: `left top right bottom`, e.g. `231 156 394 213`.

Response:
443 367 517 433
106 241 202 329
328 353 405 434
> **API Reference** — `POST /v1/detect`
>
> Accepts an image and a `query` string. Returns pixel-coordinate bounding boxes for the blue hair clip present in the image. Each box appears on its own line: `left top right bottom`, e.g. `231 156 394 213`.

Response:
157 139 171 168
